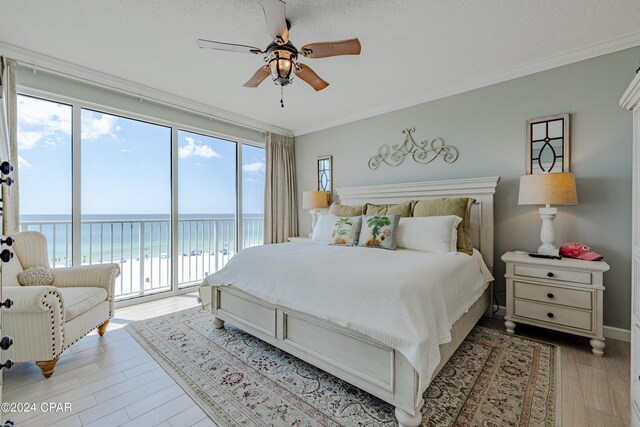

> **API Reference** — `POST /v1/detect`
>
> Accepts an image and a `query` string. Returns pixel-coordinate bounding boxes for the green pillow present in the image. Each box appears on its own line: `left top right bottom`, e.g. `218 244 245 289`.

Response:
329 202 364 217
358 215 401 250
365 201 412 217
411 198 476 255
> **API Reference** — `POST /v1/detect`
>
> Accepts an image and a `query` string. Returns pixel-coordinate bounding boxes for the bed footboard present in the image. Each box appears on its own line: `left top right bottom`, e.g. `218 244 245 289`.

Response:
203 284 491 424
208 285 421 415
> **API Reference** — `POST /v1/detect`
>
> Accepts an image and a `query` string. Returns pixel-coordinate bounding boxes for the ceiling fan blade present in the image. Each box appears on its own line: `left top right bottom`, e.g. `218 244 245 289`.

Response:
296 64 329 91
300 38 361 58
197 39 262 54
243 67 271 88
261 0 289 43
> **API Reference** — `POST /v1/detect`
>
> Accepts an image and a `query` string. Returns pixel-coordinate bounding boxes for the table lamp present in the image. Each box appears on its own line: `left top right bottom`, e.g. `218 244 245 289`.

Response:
302 191 329 238
518 172 577 256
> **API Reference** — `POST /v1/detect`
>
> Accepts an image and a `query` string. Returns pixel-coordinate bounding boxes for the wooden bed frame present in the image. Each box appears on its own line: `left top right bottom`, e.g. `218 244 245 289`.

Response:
203 176 500 426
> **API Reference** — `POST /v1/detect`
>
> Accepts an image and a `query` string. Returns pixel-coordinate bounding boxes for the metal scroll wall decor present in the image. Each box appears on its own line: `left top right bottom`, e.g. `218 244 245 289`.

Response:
368 128 458 170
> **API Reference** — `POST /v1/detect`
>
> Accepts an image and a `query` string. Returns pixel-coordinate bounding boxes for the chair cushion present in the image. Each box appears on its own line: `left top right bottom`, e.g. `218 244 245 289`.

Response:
60 288 108 321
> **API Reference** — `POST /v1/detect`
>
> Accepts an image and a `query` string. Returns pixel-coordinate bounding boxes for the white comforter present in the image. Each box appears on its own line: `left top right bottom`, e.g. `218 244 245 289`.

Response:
202 241 493 392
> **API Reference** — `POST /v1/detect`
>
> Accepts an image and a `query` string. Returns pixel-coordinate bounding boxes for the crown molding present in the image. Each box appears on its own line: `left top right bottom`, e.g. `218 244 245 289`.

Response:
0 41 293 137
292 32 640 136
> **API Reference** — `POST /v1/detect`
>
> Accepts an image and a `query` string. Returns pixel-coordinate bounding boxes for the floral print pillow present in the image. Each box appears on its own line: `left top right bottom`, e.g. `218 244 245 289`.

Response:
358 215 401 250
330 216 362 246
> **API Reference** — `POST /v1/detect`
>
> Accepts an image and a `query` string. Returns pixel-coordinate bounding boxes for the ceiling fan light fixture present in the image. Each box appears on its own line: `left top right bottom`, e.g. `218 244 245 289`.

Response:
268 49 297 86
197 0 361 105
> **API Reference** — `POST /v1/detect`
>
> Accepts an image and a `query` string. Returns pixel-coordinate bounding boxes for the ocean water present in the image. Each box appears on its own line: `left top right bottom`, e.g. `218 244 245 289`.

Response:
19 214 264 267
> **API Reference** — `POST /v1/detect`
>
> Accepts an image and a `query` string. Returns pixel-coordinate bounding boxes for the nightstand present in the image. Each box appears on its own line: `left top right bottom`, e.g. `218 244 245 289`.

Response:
288 237 310 243
502 251 610 356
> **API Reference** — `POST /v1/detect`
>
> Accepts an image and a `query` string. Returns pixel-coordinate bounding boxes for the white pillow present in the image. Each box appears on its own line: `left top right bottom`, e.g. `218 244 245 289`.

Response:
396 215 462 253
311 213 337 242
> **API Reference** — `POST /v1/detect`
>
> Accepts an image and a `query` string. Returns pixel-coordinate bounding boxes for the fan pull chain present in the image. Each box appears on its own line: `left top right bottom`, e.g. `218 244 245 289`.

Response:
280 85 284 108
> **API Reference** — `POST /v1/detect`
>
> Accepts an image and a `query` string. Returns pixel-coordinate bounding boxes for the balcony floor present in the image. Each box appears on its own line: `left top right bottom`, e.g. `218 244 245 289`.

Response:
3 293 631 427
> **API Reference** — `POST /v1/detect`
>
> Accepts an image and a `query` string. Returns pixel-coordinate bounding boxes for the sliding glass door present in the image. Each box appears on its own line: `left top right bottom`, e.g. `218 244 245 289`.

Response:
241 143 265 249
81 109 171 298
177 130 237 288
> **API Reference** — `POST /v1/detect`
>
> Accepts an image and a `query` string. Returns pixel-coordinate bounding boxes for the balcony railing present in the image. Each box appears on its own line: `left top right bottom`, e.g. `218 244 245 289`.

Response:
19 216 264 300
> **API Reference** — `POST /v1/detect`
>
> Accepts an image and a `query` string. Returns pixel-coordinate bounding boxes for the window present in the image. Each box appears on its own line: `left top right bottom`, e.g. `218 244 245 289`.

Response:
17 95 73 267
16 91 264 302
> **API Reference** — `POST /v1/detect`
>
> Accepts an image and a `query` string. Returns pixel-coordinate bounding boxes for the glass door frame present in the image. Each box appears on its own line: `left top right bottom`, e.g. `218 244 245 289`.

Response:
17 85 264 308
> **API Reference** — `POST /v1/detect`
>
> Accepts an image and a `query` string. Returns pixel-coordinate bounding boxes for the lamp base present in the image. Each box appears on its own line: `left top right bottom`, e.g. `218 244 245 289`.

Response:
537 246 560 257
537 207 559 257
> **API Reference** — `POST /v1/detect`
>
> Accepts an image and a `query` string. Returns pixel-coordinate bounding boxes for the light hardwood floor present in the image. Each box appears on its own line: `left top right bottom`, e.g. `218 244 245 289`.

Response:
2 293 631 427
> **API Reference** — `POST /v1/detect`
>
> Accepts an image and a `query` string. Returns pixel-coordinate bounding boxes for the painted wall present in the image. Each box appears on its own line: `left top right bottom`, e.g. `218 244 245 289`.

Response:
295 46 640 330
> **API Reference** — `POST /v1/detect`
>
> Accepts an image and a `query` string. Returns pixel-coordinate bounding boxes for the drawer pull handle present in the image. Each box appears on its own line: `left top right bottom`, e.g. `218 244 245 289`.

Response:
547 293 554 299
547 272 554 277
547 312 554 318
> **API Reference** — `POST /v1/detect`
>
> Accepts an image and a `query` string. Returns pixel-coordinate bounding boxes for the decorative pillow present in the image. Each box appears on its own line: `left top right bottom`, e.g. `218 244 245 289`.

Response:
396 216 462 253
329 202 364 217
365 201 412 217
17 267 54 286
330 216 362 246
358 215 401 250
412 198 476 255
311 214 338 242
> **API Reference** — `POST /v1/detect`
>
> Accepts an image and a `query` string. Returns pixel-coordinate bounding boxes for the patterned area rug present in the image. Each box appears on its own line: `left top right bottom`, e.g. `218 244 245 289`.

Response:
126 307 560 426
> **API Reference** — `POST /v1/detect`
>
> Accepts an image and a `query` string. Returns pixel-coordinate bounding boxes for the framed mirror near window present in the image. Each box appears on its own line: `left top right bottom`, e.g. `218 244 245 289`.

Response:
526 114 570 174
317 155 332 201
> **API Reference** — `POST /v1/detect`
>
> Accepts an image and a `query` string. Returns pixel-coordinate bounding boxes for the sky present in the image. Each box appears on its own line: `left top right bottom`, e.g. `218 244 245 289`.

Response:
17 95 265 217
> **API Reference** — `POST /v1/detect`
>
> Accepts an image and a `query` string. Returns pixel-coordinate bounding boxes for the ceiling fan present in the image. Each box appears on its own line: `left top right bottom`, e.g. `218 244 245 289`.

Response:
197 0 361 107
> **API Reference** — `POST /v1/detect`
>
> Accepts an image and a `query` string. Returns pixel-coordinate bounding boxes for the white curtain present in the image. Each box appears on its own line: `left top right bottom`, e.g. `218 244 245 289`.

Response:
264 132 298 244
0 57 19 234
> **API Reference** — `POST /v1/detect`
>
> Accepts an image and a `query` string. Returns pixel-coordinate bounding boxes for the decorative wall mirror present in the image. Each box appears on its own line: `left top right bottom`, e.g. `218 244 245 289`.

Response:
526 114 570 174
317 155 332 200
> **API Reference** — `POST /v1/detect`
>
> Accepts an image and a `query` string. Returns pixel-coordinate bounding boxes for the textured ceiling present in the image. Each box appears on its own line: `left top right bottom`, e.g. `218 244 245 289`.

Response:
1 0 640 135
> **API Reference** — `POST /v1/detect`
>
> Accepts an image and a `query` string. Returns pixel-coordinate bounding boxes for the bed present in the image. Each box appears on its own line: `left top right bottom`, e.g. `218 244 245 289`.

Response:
199 176 500 426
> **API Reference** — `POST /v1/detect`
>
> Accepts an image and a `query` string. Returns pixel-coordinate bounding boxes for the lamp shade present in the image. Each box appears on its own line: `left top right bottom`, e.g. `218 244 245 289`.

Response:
302 191 329 209
518 172 577 206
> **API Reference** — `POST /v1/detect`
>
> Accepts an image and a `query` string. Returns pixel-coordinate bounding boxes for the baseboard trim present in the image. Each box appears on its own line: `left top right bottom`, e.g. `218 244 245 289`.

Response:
603 325 631 342
490 305 630 342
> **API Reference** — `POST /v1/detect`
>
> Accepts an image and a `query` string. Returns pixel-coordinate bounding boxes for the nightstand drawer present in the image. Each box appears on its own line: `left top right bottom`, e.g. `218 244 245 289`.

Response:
513 264 591 284
514 281 592 310
514 299 592 331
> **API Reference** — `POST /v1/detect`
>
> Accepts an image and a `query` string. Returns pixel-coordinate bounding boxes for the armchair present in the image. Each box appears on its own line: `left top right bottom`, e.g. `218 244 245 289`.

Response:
2 231 120 377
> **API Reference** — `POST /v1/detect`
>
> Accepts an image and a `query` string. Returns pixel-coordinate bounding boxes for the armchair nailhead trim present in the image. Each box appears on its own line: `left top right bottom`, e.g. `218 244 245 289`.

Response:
44 290 64 356
44 289 111 358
